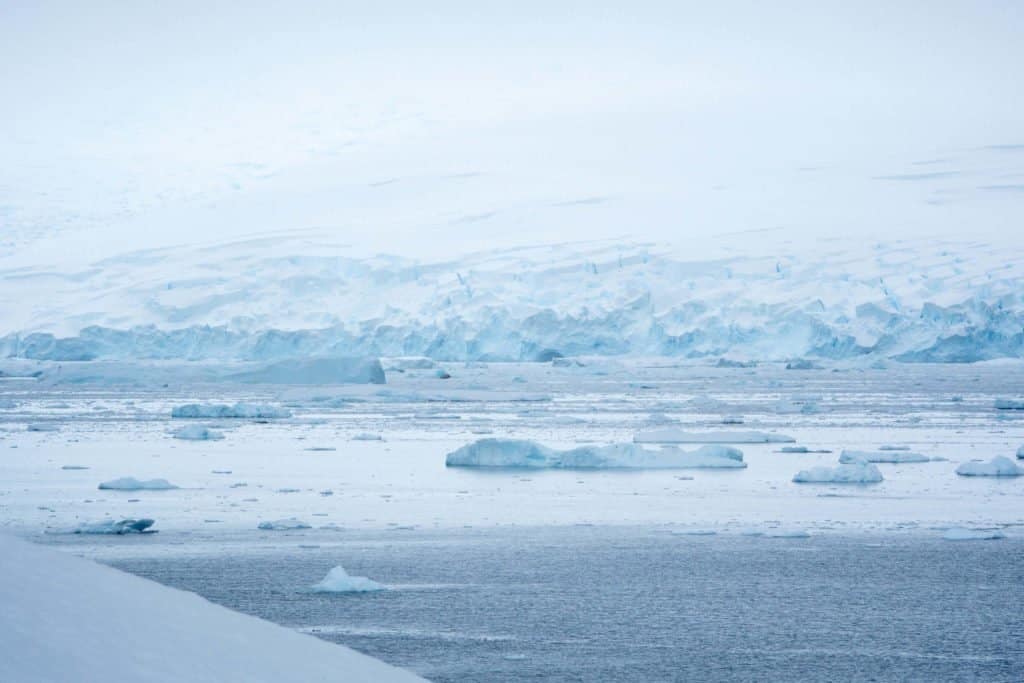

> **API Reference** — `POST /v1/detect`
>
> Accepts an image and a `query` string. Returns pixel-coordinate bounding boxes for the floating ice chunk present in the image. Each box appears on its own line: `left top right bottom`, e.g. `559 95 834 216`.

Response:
311 565 386 593
172 402 291 419
229 357 386 385
955 456 1024 477
445 439 745 469
27 423 59 432
258 518 312 530
994 398 1024 410
352 433 384 441
715 358 756 368
1017 445 1024 460
634 429 794 444
721 415 744 425
671 529 717 536
942 527 1005 541
66 518 156 535
61 465 89 470
171 424 225 441
98 477 179 491
878 445 911 451
839 450 931 464
778 446 832 453
785 359 821 370
792 463 883 484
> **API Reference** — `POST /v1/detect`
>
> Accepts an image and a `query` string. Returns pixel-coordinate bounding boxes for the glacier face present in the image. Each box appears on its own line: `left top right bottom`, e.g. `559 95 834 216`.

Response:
1 239 1022 363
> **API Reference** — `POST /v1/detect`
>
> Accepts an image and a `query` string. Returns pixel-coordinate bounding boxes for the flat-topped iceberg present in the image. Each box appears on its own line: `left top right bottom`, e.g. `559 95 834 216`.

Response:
634 429 794 444
171 424 225 441
839 450 931 464
994 398 1024 410
792 463 883 484
228 357 386 385
445 438 746 469
172 402 291 419
311 566 386 593
98 477 179 491
955 456 1024 477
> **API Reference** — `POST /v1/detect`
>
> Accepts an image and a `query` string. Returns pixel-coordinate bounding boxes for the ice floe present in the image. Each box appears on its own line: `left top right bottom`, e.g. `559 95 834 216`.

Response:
955 456 1024 477
98 477 179 491
634 429 794 444
311 565 386 593
792 463 883 484
445 438 746 469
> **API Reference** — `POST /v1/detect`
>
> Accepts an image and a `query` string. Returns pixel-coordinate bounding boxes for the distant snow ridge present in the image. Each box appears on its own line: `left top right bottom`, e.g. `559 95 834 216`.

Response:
172 402 291 419
2 242 1023 363
311 566 386 593
792 463 884 484
445 438 746 469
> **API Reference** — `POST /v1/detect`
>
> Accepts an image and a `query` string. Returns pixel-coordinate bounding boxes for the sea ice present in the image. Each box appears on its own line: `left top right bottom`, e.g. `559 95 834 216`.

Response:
792 463 883 484
171 402 291 419
634 429 794 444
942 527 1006 541
445 439 746 469
311 565 386 593
955 456 1024 477
839 450 931 464
258 518 312 530
98 477 179 491
171 424 225 440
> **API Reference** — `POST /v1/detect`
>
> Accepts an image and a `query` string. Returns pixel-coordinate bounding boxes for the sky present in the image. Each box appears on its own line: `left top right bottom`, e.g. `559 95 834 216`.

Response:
2 1 1022 264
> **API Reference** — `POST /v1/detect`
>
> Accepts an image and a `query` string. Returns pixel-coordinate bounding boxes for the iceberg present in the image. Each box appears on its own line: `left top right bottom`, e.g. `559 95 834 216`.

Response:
955 456 1024 477
778 446 832 453
1018 445 1024 459
942 527 1006 541
838 450 931 464
27 423 59 432
634 429 795 444
994 399 1024 410
171 424 225 441
258 518 312 530
352 432 384 441
98 477 179 491
792 463 883 484
65 518 156 535
172 402 291 419
311 566 386 593
445 438 746 469
228 357 386 385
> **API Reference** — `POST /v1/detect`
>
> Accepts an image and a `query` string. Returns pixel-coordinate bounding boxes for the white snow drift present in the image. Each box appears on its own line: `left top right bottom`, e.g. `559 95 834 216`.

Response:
445 438 745 469
792 463 884 484
311 566 387 593
633 429 794 444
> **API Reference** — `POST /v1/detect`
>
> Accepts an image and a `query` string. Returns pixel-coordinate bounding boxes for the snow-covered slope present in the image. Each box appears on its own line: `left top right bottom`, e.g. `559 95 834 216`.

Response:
2 237 1022 363
0 534 424 682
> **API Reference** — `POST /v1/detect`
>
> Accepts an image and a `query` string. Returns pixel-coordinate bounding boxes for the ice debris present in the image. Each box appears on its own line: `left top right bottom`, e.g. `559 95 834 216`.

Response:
445 438 746 469
311 566 386 593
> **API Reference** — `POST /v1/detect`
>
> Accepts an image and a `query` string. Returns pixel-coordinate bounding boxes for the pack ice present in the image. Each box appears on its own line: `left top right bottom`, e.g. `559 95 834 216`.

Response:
445 439 746 469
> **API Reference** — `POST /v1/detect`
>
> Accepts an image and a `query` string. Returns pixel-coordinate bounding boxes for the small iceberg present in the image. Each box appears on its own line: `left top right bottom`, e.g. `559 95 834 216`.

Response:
793 463 883 484
258 518 312 530
633 429 794 444
994 398 1024 410
778 446 832 454
311 565 386 593
839 450 931 464
27 423 59 432
67 518 156 535
61 465 89 470
445 439 746 469
172 403 292 419
878 445 911 451
942 527 1005 541
98 477 179 491
955 456 1024 477
171 424 225 441
352 433 384 441
1017 445 1024 460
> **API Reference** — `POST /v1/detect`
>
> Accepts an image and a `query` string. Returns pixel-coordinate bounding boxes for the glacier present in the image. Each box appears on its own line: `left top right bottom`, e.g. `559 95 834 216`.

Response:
445 439 746 469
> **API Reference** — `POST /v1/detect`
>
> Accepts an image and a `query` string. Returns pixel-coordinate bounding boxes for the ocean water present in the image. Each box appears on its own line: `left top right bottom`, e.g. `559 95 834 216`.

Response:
107 528 1024 682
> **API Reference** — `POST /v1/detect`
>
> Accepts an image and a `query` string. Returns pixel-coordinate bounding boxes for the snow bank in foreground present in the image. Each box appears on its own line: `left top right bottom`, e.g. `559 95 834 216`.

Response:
0 534 423 682
633 429 795 444
98 477 179 491
311 566 386 593
171 424 224 441
942 527 1006 541
258 518 312 530
955 456 1024 477
61 518 156 535
445 438 745 469
792 463 883 484
839 450 931 464
172 402 291 419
